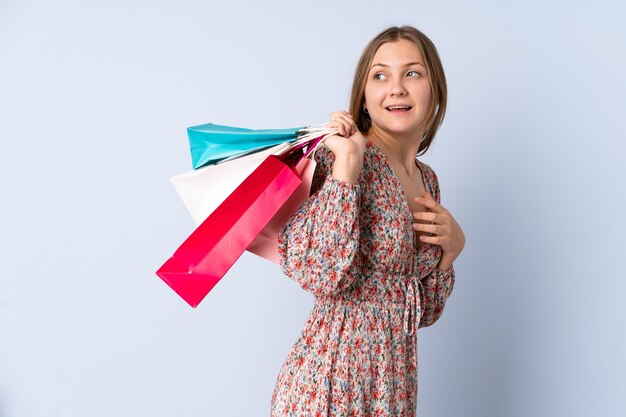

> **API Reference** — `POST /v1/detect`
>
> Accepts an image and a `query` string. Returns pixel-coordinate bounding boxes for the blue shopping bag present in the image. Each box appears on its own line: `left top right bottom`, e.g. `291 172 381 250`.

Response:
187 123 306 169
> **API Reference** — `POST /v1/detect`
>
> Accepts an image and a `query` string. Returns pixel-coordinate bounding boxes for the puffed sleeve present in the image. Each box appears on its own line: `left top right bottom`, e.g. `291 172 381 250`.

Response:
418 163 456 328
277 145 361 296
418 264 455 328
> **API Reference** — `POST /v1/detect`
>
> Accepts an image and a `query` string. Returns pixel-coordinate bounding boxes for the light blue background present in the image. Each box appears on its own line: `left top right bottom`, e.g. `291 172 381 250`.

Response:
1 1 625 416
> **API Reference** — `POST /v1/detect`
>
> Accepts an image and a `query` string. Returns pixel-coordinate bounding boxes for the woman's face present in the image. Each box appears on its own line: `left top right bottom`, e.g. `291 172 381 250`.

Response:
364 39 432 139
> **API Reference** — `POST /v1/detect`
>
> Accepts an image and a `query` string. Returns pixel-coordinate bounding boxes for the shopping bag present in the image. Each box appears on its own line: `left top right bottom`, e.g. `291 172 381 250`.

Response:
246 156 316 263
188 123 331 169
171 143 317 264
156 141 322 308
170 142 291 226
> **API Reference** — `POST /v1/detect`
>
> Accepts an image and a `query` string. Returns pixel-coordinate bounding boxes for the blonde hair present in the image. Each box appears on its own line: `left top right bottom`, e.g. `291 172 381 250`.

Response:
349 26 447 156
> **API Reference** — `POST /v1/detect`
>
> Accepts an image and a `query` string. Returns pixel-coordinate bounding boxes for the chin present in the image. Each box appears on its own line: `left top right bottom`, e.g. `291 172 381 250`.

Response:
381 123 424 137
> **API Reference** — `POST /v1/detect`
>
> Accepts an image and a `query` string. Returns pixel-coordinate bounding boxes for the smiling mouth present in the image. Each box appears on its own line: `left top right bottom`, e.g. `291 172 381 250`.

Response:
385 105 412 111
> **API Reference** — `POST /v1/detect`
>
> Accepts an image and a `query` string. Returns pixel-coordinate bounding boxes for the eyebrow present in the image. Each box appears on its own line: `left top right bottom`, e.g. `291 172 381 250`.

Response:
370 62 426 69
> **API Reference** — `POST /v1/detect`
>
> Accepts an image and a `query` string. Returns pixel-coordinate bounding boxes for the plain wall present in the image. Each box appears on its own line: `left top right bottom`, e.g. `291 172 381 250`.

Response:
1 0 625 416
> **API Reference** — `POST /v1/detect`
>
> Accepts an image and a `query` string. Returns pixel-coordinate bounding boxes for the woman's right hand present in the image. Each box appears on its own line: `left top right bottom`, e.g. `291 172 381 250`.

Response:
323 111 367 185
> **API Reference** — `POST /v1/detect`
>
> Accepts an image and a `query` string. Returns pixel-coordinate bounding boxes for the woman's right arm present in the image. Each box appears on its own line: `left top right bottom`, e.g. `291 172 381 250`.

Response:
277 111 366 296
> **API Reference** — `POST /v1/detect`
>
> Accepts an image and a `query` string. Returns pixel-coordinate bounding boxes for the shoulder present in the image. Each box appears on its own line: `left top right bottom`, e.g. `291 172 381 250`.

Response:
416 158 442 202
416 159 439 186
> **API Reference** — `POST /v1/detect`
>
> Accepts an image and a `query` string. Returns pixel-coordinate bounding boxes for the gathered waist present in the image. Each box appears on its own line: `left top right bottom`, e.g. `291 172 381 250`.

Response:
316 268 428 336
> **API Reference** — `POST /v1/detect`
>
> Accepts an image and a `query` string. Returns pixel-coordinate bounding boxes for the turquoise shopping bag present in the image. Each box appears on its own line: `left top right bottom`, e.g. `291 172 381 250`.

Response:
187 123 306 169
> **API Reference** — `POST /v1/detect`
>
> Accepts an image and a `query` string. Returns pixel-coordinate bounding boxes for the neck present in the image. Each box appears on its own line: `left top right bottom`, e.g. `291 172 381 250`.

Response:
367 125 424 176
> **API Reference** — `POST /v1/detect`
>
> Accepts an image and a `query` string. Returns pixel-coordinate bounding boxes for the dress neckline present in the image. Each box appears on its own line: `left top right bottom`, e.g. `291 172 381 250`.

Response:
365 139 432 254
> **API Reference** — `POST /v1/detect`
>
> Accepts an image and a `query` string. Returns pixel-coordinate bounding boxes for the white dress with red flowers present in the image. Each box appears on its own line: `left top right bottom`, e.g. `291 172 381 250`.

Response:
271 140 455 417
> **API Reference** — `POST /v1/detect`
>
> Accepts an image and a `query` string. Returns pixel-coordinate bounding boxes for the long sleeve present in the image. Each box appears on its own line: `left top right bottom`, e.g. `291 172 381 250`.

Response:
418 264 455 328
418 162 456 328
277 145 361 296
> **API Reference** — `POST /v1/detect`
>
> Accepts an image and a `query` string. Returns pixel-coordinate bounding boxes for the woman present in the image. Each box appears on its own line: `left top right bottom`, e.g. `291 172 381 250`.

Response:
271 26 465 416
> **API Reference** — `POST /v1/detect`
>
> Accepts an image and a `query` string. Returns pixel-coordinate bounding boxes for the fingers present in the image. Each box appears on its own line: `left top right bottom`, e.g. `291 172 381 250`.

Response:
414 192 445 213
411 222 441 235
327 111 356 137
322 132 366 162
416 233 440 245
412 192 460 253
413 222 452 248
412 211 438 222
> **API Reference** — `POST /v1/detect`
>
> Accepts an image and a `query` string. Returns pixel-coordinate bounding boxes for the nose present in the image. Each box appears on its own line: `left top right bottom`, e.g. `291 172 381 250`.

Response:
390 78 407 97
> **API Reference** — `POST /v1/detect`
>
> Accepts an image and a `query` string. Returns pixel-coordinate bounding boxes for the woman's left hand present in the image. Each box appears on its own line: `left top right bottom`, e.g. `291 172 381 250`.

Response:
412 191 465 257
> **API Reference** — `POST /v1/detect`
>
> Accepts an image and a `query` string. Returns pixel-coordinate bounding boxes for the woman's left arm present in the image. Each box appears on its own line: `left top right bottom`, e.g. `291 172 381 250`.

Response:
412 169 465 328
418 264 456 328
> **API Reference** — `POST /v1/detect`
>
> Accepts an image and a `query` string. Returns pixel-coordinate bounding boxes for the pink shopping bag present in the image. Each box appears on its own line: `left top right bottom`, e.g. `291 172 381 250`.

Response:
246 156 316 263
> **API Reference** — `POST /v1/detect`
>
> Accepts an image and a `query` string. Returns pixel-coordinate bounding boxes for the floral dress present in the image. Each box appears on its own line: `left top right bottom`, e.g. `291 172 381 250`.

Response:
270 139 456 417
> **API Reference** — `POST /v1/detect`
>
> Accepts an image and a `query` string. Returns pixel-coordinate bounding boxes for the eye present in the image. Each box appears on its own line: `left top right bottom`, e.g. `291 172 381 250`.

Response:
406 70 421 77
373 73 386 81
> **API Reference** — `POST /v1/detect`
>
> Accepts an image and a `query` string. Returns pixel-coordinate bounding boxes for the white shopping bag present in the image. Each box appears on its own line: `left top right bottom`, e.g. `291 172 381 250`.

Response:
170 142 291 225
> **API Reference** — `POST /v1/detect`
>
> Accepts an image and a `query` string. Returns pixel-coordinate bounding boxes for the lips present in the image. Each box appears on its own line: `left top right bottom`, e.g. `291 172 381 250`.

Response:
385 105 412 111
